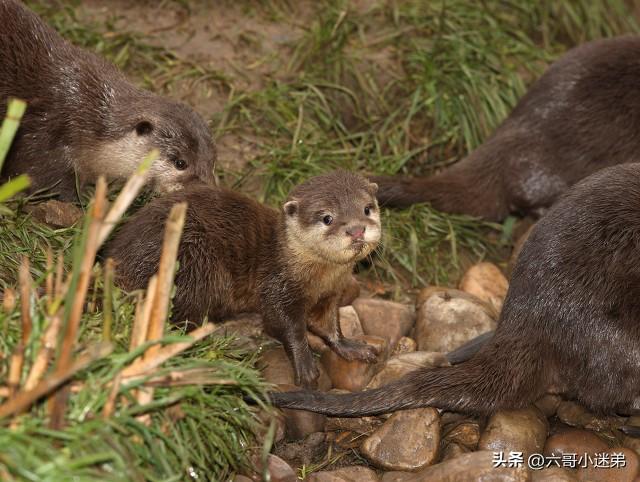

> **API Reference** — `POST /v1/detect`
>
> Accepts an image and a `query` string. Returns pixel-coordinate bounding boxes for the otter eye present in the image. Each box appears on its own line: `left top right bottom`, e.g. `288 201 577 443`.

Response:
322 215 333 226
173 158 187 170
364 205 372 216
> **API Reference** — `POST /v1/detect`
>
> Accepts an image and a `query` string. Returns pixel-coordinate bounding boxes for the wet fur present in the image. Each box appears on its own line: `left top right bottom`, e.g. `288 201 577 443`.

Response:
107 171 381 387
0 0 215 200
375 36 640 220
272 163 640 416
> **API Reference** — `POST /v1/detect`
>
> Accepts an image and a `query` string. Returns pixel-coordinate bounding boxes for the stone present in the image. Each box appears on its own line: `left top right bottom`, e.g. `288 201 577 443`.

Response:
576 447 639 481
258 345 331 391
391 336 417 356
250 454 297 482
214 314 264 351
25 200 83 228
458 262 509 312
352 298 415 349
273 432 327 468
544 428 609 458
320 335 388 391
307 466 379 482
366 351 448 389
414 288 497 352
478 407 549 458
534 394 562 418
339 276 361 307
361 407 440 471
442 421 481 449
308 332 330 354
277 384 326 440
380 451 529 481
440 442 470 461
531 468 577 481
556 401 620 431
325 416 383 436
339 306 364 338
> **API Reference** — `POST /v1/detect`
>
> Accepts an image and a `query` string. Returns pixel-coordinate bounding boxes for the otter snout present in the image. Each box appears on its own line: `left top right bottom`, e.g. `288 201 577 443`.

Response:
346 225 366 241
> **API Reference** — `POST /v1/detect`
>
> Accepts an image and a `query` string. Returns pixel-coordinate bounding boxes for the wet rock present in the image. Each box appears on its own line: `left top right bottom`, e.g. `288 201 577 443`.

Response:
25 200 83 228
274 432 327 468
380 451 529 481
391 336 416 356
352 298 414 349
440 442 470 461
366 351 448 389
544 428 609 458
534 394 562 418
250 454 297 482
277 384 326 440
478 407 549 457
320 335 388 391
339 276 361 307
361 407 440 471
325 416 383 436
576 447 639 481
459 262 509 312
532 468 577 481
258 345 331 391
414 286 449 309
556 401 620 431
414 288 497 352
339 306 364 338
443 421 481 449
308 466 379 482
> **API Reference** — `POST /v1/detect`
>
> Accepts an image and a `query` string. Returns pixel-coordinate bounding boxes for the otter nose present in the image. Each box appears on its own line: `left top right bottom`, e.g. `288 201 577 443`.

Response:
346 226 366 240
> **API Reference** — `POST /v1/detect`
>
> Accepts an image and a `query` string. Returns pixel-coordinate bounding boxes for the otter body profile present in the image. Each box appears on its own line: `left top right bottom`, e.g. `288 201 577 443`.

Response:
272 163 640 416
375 36 640 220
0 0 215 199
107 171 381 387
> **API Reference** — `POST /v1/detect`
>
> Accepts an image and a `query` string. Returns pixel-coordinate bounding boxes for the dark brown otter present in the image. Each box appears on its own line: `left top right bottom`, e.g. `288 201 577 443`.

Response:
106 170 382 387
271 163 640 416
0 0 215 200
374 36 640 221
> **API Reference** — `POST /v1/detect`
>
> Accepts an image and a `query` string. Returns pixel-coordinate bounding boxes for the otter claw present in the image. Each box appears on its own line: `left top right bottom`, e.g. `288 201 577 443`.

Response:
331 338 378 363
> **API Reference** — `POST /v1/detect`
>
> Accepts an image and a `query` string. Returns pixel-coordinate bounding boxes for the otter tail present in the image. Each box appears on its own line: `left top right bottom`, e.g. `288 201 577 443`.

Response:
270 338 544 417
372 144 509 221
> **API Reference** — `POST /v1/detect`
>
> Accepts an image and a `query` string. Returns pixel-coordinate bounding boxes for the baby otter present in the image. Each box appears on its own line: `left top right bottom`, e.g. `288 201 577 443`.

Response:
272 163 640 416
107 171 381 387
0 0 215 200
374 36 640 221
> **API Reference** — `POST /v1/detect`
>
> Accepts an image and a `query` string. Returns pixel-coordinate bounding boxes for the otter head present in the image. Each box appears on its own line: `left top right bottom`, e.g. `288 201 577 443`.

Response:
283 170 381 265
78 92 216 193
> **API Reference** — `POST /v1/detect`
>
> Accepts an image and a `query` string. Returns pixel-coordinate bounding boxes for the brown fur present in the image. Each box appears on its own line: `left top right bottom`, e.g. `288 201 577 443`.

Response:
374 36 640 221
0 0 215 200
106 171 382 387
272 163 640 416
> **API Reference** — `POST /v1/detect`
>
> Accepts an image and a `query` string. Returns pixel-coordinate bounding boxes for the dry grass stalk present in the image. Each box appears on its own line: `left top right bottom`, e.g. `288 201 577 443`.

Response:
18 256 31 345
0 343 112 419
130 367 236 388
102 258 114 342
54 251 64 300
144 202 187 359
96 149 158 247
24 314 62 391
7 343 24 398
122 323 217 378
129 276 157 353
102 372 121 418
50 177 107 428
45 247 53 308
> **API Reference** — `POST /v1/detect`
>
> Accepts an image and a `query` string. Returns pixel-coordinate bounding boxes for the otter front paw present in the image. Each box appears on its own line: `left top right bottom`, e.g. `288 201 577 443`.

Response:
294 358 320 389
330 338 378 363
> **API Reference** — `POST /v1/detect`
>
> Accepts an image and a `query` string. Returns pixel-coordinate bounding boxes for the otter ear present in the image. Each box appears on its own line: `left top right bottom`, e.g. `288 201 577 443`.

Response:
368 182 378 195
135 120 154 136
283 200 298 217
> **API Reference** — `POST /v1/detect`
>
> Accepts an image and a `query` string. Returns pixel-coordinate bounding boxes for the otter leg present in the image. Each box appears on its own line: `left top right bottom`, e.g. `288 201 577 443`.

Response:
261 300 319 389
307 297 377 363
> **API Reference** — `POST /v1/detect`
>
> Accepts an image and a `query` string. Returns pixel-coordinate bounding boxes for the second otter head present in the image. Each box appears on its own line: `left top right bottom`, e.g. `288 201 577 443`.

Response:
283 170 381 265
78 92 216 193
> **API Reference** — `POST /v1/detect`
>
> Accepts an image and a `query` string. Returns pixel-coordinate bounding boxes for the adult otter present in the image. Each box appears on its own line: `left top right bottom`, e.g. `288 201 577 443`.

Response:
106 171 381 388
0 0 215 200
374 36 640 221
271 163 640 416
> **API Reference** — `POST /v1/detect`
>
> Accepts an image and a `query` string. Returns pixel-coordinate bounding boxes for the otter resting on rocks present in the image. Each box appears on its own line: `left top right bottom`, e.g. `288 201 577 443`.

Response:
107 171 381 388
271 163 640 416
0 0 216 200
373 36 640 221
